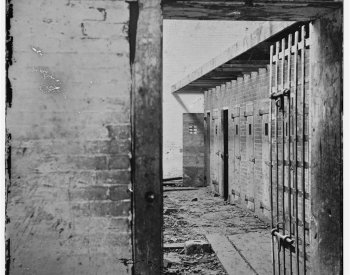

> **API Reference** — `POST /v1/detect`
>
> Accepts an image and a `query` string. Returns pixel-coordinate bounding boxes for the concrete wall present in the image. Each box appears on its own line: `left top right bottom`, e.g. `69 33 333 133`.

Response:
163 20 265 178
309 9 342 274
183 113 205 187
6 1 132 274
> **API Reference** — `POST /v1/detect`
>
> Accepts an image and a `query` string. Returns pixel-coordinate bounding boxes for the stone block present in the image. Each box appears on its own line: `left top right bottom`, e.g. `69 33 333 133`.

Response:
184 240 211 255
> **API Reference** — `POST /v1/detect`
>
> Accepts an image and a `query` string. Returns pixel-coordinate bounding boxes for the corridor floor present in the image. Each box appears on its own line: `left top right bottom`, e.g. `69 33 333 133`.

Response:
163 187 272 275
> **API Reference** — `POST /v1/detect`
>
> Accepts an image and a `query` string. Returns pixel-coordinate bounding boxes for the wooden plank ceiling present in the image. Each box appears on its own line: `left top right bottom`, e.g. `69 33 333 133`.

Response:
171 22 297 93
162 0 342 21
174 55 269 93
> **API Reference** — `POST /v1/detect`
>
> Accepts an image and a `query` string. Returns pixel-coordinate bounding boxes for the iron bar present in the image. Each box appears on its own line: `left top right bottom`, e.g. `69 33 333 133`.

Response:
293 30 300 275
287 33 293 275
275 41 281 275
300 25 307 275
281 37 286 274
269 44 276 275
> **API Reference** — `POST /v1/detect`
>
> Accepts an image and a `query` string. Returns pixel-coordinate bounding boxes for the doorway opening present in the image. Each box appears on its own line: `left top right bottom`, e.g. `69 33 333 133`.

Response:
158 13 342 273
141 2 343 274
222 109 229 201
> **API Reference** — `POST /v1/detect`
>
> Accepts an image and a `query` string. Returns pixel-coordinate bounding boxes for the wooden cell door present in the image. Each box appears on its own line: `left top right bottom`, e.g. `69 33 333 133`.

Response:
262 112 270 215
246 104 255 211
232 106 241 202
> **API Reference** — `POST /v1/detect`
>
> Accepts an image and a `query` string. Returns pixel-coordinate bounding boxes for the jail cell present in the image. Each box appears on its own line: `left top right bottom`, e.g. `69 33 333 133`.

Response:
205 112 211 186
217 110 223 195
239 106 248 205
222 109 229 200
260 101 271 218
269 24 310 274
183 113 205 187
230 106 241 203
245 103 255 211
211 109 220 194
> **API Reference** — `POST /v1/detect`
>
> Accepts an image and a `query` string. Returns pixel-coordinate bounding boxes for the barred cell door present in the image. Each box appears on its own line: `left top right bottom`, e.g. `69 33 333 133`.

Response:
269 24 311 275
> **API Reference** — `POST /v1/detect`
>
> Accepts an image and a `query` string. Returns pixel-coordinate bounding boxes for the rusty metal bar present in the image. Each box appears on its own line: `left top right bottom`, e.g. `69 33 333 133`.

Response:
300 25 307 275
275 41 281 275
287 33 293 275
293 30 300 275
269 44 276 275
281 37 286 274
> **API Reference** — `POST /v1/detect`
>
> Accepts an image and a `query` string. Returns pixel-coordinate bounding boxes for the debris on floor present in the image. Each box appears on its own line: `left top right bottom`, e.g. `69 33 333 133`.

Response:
163 187 271 275
184 240 211 255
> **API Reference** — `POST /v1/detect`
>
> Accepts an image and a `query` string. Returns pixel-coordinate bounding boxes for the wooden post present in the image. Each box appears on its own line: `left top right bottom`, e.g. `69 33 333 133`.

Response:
132 0 163 274
309 9 342 275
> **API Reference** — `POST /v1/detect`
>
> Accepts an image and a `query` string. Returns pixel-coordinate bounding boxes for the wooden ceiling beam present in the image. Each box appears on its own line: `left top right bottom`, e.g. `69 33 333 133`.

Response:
212 66 264 73
162 1 342 21
222 61 269 67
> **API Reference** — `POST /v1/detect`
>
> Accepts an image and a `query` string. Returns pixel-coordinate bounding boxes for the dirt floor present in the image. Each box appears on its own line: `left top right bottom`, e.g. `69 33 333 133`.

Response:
163 187 270 274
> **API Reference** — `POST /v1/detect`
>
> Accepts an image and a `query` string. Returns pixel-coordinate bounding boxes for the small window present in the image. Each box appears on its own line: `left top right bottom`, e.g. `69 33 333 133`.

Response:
236 125 238 135
249 124 252 135
265 123 268 136
215 125 218 135
286 122 288 136
189 124 197 134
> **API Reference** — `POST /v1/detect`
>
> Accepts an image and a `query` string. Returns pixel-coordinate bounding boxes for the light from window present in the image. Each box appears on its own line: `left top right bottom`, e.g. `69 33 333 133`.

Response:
189 124 198 134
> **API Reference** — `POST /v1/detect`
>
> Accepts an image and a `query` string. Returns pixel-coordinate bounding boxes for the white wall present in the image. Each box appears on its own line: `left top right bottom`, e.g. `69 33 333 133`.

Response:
162 20 265 178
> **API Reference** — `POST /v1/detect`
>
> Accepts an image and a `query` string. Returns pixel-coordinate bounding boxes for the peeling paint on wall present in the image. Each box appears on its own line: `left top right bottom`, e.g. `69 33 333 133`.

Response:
33 66 63 93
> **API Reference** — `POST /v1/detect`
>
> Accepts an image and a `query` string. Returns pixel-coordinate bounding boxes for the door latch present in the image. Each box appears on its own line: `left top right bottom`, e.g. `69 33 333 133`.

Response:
236 155 241 160
271 223 295 252
270 88 290 112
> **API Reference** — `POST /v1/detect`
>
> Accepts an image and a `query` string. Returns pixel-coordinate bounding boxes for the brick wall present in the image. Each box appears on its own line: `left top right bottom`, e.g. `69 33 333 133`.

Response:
7 0 132 274
205 44 310 225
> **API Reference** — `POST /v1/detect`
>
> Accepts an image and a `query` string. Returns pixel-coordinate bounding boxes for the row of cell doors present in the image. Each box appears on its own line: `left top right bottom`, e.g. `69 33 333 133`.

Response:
205 24 311 275
208 108 270 210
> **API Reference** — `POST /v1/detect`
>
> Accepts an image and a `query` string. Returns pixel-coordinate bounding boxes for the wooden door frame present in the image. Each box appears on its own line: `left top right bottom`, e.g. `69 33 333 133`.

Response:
131 1 162 274
132 2 342 274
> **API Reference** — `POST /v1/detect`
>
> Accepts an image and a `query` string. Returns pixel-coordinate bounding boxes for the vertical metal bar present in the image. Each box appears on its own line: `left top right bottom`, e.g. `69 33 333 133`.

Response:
287 33 293 275
281 38 286 274
300 25 306 275
307 21 313 274
269 44 276 275
293 30 300 275
275 41 280 275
